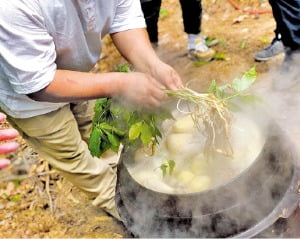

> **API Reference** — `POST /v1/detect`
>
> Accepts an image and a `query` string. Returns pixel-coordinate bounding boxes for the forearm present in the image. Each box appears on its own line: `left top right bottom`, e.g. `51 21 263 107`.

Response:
111 28 183 90
111 28 161 73
28 70 124 102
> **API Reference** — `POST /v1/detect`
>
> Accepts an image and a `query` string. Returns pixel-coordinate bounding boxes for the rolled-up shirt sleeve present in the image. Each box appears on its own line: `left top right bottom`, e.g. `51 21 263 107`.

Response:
0 2 57 95
109 0 146 34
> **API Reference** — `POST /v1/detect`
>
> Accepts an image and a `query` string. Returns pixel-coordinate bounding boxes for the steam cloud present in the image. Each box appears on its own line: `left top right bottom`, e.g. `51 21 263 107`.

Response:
116 52 300 238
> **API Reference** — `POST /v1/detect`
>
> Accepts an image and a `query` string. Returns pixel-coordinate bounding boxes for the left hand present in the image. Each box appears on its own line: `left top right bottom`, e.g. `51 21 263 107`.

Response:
0 113 19 169
149 60 183 91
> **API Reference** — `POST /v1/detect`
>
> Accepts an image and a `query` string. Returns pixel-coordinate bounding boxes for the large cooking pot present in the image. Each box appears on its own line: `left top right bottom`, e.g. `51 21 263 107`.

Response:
115 120 299 238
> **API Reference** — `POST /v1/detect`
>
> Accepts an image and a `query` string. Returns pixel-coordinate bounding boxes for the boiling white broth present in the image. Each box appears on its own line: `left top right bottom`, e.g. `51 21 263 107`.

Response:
126 112 266 194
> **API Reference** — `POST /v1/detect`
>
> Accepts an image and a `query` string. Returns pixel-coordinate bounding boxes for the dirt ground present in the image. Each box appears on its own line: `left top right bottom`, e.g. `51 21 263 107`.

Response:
0 0 291 238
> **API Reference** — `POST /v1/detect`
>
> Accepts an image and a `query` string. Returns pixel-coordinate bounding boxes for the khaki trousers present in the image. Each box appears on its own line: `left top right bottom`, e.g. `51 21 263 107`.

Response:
5 101 118 212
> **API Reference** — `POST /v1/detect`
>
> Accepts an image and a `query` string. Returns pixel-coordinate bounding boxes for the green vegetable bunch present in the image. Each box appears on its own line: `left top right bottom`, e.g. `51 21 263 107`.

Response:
89 98 172 157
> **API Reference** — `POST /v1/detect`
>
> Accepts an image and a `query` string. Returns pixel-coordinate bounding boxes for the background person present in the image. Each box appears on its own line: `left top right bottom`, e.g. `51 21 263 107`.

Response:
254 0 285 62
140 0 215 61
267 0 300 89
254 31 284 62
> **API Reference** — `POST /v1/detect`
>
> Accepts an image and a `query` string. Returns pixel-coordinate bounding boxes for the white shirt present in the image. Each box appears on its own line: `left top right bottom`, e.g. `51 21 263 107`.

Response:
0 0 146 118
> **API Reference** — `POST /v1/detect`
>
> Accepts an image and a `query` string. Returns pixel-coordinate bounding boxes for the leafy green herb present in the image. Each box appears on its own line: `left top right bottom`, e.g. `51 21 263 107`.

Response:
89 127 102 157
89 98 172 157
89 65 172 157
160 160 176 177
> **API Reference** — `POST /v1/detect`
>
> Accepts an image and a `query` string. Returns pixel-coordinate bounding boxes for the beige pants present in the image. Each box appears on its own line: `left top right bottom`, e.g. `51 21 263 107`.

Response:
5 101 118 212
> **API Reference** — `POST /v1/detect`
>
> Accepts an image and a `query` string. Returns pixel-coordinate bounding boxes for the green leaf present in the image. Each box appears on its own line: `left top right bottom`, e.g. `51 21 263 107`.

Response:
232 66 256 92
89 128 102 157
129 122 142 140
207 80 217 94
240 39 247 49
105 131 119 147
99 122 125 136
260 36 270 44
93 98 110 124
214 52 226 61
115 64 131 72
160 163 168 177
152 124 162 141
105 131 120 152
238 94 264 104
194 61 209 67
226 101 242 112
2 193 23 202
205 36 219 47
207 80 233 99
99 122 113 131
217 84 230 92
140 123 153 146
159 9 169 16
168 160 176 175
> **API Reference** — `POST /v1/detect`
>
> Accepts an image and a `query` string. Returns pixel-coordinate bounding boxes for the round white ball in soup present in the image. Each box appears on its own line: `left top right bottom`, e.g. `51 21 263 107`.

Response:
165 133 193 154
172 115 195 133
188 175 212 192
176 170 195 184
190 153 210 175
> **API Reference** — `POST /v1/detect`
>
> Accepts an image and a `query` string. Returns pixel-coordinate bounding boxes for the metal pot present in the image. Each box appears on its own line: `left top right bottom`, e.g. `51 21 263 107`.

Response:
115 123 299 238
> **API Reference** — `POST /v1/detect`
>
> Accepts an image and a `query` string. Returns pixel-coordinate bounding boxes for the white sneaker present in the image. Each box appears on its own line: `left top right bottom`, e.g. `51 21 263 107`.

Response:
187 35 215 62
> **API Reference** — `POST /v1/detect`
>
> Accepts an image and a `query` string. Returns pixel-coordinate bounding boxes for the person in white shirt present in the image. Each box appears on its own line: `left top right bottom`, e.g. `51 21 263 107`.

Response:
0 0 182 219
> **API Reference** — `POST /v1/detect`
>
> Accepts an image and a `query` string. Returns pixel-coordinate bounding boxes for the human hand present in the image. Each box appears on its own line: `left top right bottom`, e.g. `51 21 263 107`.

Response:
0 113 19 169
149 60 183 91
118 72 167 108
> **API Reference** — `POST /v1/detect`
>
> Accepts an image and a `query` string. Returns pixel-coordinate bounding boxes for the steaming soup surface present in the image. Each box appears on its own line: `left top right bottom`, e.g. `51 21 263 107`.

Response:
126 112 266 194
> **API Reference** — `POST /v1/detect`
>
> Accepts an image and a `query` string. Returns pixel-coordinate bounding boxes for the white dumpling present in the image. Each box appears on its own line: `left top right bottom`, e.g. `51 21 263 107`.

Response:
190 153 210 175
165 133 193 154
188 175 211 192
172 115 195 133
176 170 195 184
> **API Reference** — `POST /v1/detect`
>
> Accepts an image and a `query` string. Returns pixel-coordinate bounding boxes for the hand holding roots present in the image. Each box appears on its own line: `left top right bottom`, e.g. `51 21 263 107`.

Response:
165 87 233 157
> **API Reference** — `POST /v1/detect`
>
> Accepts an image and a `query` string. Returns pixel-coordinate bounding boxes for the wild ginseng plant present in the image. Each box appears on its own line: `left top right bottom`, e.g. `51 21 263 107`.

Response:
165 66 260 158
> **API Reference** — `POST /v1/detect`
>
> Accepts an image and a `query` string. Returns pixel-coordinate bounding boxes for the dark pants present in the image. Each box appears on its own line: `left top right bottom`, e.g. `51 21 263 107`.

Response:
140 0 202 43
269 0 300 50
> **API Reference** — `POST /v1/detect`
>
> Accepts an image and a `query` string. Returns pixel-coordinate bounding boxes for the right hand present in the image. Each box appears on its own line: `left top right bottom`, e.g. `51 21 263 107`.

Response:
119 72 167 108
0 113 19 169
